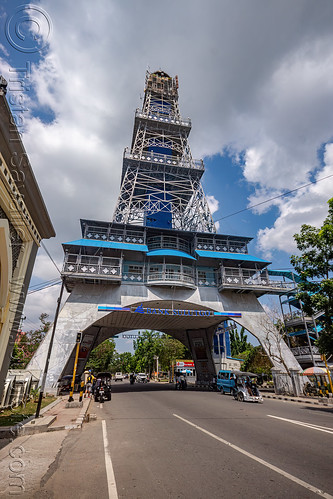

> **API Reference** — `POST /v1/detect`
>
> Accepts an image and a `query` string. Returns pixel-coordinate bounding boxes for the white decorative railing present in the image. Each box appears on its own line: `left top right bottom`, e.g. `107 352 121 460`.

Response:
147 235 191 253
124 150 204 171
196 239 247 254
63 255 121 278
147 272 195 286
84 226 145 244
122 271 144 283
135 109 191 127
219 267 295 291
291 346 320 356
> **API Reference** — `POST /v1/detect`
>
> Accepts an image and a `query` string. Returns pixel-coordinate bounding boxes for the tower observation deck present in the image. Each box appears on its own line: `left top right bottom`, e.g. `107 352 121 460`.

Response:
113 70 215 233
29 70 303 392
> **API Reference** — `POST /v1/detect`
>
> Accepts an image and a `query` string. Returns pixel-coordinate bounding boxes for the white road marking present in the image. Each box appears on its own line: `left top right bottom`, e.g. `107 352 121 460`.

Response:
173 414 333 499
267 415 333 434
102 420 118 499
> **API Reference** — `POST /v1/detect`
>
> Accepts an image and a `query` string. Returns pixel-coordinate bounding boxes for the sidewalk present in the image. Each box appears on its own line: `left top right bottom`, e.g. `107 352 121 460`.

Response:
0 395 93 497
0 394 92 440
26 394 92 433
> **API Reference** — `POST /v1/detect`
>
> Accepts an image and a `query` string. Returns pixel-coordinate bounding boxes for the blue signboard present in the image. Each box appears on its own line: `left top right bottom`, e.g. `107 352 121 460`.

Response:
98 304 241 318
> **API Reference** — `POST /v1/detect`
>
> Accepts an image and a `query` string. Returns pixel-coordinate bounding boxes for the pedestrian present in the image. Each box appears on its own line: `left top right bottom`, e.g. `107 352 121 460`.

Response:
245 377 253 396
180 373 187 390
91 377 97 396
85 371 95 398
175 372 180 390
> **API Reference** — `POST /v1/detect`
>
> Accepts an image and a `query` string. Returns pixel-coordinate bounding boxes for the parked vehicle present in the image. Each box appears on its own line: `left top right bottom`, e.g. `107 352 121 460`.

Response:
136 373 149 383
94 372 112 402
57 374 81 394
216 370 237 395
114 372 124 381
233 372 263 403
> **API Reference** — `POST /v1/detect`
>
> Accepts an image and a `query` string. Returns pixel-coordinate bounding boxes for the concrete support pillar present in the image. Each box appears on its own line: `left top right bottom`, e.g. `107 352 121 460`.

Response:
271 368 303 396
186 327 216 381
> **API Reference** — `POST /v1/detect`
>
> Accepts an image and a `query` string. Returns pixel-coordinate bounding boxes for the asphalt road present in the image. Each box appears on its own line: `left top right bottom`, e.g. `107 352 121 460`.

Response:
37 381 333 499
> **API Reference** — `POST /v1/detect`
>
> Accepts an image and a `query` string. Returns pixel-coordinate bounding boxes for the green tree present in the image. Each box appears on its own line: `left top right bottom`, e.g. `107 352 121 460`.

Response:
133 330 161 374
9 343 24 368
158 334 191 371
229 327 252 356
241 346 273 375
86 339 116 372
290 198 333 356
109 351 134 373
10 313 51 368
132 331 191 374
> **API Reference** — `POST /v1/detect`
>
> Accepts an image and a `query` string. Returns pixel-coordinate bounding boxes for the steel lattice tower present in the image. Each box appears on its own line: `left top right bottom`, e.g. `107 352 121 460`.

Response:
29 68 304 394
113 70 216 233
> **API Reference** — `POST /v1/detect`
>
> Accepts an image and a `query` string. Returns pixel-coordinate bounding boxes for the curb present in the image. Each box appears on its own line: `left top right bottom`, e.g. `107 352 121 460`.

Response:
47 397 92 433
23 415 57 435
262 394 332 406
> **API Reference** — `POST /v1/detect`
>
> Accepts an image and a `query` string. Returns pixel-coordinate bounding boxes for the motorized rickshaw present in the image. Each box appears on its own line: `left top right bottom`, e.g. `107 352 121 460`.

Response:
233 372 263 403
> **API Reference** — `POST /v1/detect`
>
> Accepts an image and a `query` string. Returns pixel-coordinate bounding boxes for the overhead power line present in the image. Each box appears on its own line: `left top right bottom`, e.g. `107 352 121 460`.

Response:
28 280 62 294
214 173 333 223
41 241 61 274
28 278 60 290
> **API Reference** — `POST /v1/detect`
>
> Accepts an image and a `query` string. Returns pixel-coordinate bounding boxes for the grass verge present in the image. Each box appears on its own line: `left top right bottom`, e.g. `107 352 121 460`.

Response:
0 396 57 426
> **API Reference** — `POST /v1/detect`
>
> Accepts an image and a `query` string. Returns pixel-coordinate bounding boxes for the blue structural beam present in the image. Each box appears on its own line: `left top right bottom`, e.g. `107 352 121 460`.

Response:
268 270 304 283
195 250 270 264
288 330 316 341
63 239 148 252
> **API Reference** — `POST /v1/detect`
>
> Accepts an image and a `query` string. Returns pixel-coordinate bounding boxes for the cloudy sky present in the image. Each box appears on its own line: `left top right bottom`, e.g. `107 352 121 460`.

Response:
1 0 333 343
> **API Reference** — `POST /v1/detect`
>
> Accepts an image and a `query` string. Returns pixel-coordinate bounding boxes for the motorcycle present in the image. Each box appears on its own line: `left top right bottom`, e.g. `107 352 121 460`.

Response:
98 386 105 403
95 383 107 402
175 376 187 390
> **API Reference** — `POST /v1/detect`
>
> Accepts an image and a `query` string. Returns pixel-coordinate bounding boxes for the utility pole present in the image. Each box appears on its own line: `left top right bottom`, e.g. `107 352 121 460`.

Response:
217 332 222 371
68 332 82 402
35 278 65 418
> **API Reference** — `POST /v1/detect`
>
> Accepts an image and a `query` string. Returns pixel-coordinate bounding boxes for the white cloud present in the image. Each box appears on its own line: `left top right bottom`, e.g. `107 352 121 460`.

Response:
206 195 219 215
2 0 330 323
0 43 9 57
257 143 333 256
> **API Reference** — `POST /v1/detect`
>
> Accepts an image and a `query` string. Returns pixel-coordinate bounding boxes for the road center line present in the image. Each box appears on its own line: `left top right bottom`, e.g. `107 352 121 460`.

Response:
102 420 118 499
267 415 333 434
173 413 333 499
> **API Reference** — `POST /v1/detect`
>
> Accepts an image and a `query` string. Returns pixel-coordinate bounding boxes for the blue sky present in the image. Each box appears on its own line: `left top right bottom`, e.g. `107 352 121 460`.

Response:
1 1 333 350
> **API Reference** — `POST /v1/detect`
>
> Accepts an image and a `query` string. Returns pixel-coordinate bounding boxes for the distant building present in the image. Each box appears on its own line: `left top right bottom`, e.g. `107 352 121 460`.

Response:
0 77 55 404
213 323 242 371
174 360 196 377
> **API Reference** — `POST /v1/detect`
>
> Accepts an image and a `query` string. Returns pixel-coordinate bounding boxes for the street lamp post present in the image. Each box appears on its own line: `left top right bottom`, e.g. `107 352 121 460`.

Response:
154 355 159 379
